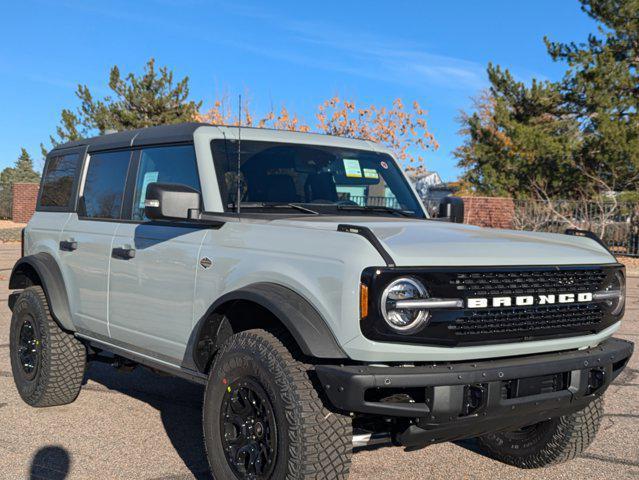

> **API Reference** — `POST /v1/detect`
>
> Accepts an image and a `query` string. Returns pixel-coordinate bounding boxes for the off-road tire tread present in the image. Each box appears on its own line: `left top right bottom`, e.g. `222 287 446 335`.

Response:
10 286 86 407
477 397 603 468
205 329 352 479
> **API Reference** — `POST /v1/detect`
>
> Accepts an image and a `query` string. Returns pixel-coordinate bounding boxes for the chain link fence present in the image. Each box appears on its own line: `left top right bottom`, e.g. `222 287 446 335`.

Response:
514 199 639 257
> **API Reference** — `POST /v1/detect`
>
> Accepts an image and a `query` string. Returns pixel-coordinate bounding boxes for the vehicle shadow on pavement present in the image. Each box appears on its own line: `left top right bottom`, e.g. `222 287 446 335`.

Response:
84 362 211 480
454 438 482 454
28 445 71 479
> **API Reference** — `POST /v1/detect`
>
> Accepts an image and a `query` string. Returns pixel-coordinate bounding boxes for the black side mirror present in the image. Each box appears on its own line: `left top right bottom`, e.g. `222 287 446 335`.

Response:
144 182 201 221
438 196 464 223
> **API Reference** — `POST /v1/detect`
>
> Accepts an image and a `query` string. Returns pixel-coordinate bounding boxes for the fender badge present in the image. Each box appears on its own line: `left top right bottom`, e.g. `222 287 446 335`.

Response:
199 257 213 269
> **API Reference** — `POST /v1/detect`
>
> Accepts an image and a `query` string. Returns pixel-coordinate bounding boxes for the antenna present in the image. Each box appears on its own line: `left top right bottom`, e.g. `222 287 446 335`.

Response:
236 94 242 215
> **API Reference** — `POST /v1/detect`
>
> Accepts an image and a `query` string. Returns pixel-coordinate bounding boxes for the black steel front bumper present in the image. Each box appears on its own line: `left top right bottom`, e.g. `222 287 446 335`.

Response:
316 338 633 447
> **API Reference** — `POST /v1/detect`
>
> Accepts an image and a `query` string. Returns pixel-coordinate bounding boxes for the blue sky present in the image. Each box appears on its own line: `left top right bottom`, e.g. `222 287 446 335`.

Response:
0 0 598 180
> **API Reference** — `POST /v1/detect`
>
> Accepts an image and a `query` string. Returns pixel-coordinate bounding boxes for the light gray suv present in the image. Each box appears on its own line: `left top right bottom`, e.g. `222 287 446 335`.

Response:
8 123 634 479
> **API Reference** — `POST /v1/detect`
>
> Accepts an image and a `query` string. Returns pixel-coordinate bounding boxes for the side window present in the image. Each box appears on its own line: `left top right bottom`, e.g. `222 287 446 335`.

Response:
39 153 80 208
132 145 200 221
80 150 131 219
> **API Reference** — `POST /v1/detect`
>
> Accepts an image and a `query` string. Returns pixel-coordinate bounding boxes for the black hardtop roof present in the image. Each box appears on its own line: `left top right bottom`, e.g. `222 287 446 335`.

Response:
48 122 373 156
50 122 210 154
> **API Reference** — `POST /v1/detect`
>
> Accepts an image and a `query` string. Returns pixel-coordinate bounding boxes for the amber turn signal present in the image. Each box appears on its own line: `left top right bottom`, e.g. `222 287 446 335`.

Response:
360 283 369 319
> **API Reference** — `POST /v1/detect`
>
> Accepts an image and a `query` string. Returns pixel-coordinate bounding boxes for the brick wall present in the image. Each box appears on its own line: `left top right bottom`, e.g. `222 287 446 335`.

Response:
12 183 40 223
460 196 515 229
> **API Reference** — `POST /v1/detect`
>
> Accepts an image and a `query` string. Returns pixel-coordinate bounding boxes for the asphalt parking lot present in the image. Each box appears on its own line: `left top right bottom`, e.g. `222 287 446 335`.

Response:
0 242 636 480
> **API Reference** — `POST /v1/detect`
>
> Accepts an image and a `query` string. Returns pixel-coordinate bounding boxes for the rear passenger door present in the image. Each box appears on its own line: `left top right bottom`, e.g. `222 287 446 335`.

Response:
108 144 206 363
59 150 132 338
30 148 84 260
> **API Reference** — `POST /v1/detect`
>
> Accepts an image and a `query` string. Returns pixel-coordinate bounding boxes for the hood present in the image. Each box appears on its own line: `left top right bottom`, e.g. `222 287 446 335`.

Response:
269 216 617 267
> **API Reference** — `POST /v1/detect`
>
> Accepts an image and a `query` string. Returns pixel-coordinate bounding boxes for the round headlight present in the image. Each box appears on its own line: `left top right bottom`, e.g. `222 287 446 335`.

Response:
380 277 429 334
607 270 626 316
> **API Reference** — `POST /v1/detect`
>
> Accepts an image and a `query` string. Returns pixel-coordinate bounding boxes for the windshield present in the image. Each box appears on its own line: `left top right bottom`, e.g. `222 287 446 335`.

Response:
210 139 424 218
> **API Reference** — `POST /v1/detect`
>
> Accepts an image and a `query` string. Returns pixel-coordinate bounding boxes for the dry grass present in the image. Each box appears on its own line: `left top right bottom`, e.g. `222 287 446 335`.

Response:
619 255 639 276
0 220 25 243
0 220 26 229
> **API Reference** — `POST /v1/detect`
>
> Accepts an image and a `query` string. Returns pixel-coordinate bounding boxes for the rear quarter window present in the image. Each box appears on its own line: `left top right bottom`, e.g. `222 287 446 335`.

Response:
39 153 81 209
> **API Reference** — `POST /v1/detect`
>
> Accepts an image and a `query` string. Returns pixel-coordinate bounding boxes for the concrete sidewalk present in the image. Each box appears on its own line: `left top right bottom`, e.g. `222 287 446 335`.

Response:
0 242 636 479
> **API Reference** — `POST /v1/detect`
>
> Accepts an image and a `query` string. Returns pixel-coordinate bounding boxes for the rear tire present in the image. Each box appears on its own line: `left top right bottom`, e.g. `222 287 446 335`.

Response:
476 396 603 468
203 329 352 479
9 286 86 407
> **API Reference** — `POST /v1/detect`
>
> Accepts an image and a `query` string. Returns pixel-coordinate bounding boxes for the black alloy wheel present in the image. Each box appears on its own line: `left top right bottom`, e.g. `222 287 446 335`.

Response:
220 378 278 479
10 286 87 407
203 329 352 479
17 317 40 380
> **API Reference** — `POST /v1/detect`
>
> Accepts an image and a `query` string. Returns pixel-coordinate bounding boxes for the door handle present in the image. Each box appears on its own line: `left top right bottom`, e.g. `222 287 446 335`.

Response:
112 247 136 260
59 240 78 252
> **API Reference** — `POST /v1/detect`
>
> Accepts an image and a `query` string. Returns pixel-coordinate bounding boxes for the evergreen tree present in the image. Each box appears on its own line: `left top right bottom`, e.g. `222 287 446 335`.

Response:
0 148 41 185
47 58 202 149
545 0 639 192
456 67 582 198
457 0 639 197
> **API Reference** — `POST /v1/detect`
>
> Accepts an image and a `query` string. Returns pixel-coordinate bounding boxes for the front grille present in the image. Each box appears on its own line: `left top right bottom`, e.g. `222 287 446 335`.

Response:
451 269 607 297
362 265 618 346
452 303 603 337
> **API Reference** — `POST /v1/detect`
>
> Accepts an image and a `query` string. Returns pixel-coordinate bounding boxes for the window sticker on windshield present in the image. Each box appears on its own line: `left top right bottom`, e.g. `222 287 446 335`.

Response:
380 161 389 170
139 171 159 208
343 159 362 178
363 168 379 179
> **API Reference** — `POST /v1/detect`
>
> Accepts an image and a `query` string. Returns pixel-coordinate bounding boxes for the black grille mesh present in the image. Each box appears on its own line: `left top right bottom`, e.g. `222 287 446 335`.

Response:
452 303 603 337
451 269 607 297
449 268 607 338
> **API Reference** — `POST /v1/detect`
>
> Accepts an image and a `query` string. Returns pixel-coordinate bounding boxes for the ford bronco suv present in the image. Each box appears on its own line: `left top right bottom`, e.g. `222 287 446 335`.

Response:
8 123 633 479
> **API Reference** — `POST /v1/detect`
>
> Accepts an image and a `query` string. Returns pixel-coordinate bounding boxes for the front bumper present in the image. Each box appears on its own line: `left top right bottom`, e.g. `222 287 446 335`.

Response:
316 337 633 447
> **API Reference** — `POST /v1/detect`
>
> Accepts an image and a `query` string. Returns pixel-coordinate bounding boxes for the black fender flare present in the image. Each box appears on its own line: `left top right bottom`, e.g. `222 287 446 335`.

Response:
9 252 75 331
185 282 347 371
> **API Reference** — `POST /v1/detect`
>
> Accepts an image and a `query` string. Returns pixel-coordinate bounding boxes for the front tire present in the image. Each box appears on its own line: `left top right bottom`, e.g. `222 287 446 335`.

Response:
476 397 603 468
9 286 86 407
203 329 352 479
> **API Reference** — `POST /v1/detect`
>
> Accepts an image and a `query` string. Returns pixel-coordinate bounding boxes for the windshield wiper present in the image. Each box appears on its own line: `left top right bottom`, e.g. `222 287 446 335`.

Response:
336 204 415 217
231 202 320 215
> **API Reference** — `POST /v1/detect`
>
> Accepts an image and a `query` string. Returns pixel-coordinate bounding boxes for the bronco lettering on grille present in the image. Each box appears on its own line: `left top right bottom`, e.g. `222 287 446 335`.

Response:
467 292 594 309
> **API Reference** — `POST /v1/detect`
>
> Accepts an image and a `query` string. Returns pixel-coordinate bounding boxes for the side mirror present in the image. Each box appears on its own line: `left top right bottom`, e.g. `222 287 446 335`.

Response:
438 196 464 223
144 182 201 221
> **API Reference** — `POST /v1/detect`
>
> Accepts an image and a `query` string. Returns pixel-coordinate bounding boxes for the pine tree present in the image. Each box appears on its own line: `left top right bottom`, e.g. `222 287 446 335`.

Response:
545 0 639 192
0 148 41 185
47 58 202 149
457 0 639 197
455 66 581 197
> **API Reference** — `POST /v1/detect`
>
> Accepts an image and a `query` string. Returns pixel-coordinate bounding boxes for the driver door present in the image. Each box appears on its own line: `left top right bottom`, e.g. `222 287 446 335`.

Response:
108 144 205 363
